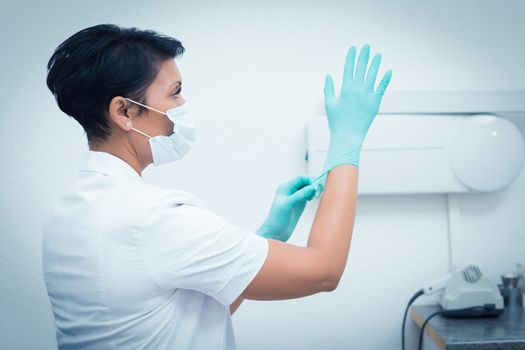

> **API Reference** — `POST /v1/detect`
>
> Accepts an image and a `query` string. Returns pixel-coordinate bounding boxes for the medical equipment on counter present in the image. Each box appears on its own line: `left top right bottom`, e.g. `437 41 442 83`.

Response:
499 273 524 309
410 264 503 318
402 265 504 350
436 265 503 314
518 264 525 305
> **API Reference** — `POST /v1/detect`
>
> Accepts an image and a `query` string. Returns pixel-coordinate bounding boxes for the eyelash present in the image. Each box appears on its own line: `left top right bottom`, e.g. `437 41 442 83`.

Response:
172 89 182 98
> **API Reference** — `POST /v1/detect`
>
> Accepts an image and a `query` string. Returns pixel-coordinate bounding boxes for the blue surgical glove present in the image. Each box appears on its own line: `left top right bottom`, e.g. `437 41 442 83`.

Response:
257 175 316 242
312 44 392 197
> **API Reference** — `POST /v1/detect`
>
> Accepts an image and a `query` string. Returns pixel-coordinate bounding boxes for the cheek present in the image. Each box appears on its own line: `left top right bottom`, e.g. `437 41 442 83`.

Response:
149 114 172 135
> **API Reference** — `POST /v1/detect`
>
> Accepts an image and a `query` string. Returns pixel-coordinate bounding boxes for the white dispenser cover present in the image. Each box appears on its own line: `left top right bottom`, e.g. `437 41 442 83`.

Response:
306 114 525 194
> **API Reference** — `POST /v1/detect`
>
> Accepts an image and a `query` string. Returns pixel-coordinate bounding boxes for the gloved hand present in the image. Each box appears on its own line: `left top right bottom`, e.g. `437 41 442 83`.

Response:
256 175 316 242
312 44 392 197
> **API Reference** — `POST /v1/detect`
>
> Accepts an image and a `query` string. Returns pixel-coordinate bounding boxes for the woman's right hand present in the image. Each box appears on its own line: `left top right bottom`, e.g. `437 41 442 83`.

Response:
323 44 392 169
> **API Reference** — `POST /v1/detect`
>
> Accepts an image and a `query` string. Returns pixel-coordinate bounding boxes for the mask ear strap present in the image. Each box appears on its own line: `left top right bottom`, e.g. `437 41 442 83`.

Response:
124 98 166 116
131 127 152 139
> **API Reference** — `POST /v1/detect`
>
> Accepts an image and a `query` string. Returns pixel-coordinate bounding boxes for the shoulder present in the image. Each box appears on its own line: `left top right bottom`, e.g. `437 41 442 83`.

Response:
140 187 228 235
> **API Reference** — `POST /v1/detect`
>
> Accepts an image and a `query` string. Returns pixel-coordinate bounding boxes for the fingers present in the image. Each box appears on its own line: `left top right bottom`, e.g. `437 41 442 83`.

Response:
305 185 316 200
289 185 315 202
289 175 312 193
279 175 311 194
375 69 392 98
338 44 388 92
341 46 357 89
365 53 381 91
354 44 370 82
324 74 335 107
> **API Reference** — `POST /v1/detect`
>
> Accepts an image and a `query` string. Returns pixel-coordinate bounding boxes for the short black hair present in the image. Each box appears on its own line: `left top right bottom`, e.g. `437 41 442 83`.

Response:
46 24 184 145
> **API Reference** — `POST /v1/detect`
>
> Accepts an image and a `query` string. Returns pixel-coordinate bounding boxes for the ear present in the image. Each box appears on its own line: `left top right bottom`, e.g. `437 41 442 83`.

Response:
108 96 134 131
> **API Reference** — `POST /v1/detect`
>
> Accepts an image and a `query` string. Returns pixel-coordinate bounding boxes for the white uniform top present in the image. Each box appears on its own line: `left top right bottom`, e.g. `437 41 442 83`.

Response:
42 150 269 350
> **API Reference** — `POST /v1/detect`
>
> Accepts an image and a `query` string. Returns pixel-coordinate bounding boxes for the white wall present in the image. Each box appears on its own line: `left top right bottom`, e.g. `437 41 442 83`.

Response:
1 1 524 349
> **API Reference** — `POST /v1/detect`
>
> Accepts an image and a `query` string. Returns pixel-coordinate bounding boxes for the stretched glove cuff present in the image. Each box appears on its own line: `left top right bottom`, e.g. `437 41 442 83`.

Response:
311 149 361 198
323 149 361 171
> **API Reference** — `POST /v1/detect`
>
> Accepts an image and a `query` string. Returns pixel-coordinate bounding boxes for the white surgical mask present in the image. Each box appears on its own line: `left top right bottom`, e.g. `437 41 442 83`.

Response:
124 98 196 166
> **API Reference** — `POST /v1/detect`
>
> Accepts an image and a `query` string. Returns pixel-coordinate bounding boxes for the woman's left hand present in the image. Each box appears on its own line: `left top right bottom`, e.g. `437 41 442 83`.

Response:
256 175 316 242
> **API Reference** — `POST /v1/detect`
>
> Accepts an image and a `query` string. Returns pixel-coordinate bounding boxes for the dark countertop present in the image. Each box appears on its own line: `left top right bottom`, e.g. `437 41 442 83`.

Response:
411 305 525 350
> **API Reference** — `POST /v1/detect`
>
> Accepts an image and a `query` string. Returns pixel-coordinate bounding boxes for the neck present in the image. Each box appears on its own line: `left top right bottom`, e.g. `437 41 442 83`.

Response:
89 140 144 177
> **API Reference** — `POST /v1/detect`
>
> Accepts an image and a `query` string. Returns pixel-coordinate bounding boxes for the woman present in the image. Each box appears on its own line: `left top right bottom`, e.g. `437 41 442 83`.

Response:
43 24 391 349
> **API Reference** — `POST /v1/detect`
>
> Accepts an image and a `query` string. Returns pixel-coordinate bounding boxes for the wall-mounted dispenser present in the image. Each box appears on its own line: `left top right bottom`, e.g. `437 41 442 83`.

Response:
306 113 525 195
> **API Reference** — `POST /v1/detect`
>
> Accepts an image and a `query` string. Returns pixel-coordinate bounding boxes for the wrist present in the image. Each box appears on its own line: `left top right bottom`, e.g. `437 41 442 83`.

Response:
324 147 361 171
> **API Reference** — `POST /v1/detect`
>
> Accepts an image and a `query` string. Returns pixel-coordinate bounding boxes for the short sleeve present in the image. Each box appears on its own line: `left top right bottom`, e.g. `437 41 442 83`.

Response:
138 193 269 307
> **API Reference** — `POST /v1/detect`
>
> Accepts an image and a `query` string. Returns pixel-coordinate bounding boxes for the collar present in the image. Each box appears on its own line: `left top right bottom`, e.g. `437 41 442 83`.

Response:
78 151 142 180
78 151 208 208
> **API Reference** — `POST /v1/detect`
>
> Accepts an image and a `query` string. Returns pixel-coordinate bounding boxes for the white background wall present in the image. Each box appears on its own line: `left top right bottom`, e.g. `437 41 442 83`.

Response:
1 1 524 349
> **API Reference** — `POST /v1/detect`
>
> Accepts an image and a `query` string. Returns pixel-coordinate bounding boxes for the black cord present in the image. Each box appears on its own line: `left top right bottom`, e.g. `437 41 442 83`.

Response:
418 310 446 350
418 305 497 350
402 289 424 350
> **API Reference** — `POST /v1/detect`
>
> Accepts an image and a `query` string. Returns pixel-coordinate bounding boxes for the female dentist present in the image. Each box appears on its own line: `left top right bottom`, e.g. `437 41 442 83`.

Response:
43 24 391 350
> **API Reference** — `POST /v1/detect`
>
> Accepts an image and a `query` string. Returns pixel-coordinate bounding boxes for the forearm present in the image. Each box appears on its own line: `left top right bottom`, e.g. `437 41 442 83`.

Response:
307 164 358 282
306 45 389 284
